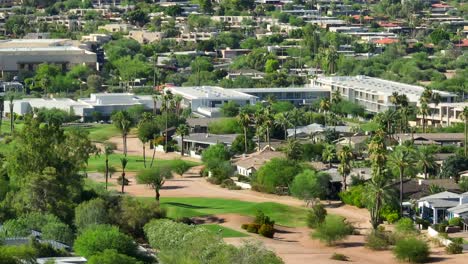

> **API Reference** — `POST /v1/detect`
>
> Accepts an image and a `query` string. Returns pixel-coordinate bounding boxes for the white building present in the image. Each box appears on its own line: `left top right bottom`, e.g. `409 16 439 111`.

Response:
167 86 257 117
3 93 155 121
233 86 330 106
314 75 457 113
0 39 97 72
423 102 468 127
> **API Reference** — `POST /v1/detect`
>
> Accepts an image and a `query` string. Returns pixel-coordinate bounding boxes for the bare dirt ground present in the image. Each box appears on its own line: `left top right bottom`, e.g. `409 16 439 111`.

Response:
91 136 468 264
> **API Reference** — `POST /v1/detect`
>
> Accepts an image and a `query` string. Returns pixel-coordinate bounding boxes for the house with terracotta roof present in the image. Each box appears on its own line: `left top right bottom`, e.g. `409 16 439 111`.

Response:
373 38 399 46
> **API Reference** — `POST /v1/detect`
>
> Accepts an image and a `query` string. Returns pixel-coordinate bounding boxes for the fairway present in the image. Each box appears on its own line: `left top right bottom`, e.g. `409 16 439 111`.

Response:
87 154 200 172
148 197 309 227
64 124 121 142
202 224 249 238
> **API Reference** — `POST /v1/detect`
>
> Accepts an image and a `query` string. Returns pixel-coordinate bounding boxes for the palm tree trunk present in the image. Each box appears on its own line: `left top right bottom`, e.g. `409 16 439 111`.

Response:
294 125 297 139
150 146 156 168
121 170 125 193
123 135 127 156
105 157 109 190
9 102 13 133
465 119 467 157
181 136 184 156
165 111 168 153
267 127 270 148
283 125 287 140
399 168 404 216
342 173 347 191
244 127 248 153
143 143 146 168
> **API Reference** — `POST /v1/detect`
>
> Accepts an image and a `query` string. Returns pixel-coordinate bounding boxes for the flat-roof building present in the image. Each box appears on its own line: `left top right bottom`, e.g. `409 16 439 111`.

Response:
0 39 97 72
314 75 456 113
233 87 330 106
167 86 257 117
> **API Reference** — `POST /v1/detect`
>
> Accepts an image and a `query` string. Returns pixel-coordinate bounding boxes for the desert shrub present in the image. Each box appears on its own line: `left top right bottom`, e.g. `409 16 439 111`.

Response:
258 224 275 238
395 218 418 235
170 159 191 175
87 249 143 264
393 237 429 263
311 215 354 245
448 217 462 227
365 230 391 250
290 170 331 200
241 224 249 230
254 211 275 226
445 242 463 254
415 218 430 229
74 225 137 258
252 158 302 193
338 185 365 208
246 223 261 233
330 253 349 261
307 203 327 228
117 176 130 186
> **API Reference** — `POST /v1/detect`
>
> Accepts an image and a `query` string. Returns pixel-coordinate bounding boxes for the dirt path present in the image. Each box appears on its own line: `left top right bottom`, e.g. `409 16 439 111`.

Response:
92 136 468 263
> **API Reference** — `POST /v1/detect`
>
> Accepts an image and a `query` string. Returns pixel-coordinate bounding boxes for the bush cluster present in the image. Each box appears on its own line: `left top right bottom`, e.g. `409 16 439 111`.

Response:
338 185 365 208
220 178 241 190
311 215 354 245
241 211 276 238
307 203 327 228
393 237 429 263
365 229 394 250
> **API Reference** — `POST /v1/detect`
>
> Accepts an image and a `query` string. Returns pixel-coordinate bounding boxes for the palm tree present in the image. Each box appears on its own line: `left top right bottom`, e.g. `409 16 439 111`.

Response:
364 175 395 230
237 109 251 154
161 90 174 153
319 98 331 125
331 90 342 105
430 93 441 128
0 95 4 134
338 145 353 190
284 139 302 161
152 91 160 115
8 94 14 133
287 108 302 139
274 112 291 140
322 144 336 168
368 130 387 177
388 146 416 215
120 157 128 193
462 107 468 157
103 142 116 190
176 124 190 156
325 46 339 74
173 94 183 116
111 110 133 156
261 108 273 148
417 146 436 179
419 103 429 133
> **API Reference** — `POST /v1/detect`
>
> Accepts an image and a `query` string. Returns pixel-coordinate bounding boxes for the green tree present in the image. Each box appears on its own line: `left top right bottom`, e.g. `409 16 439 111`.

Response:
364 176 395 230
237 109 251 154
286 108 303 139
221 101 240 117
137 118 159 168
74 225 137 258
265 59 280 73
120 157 128 194
102 142 116 190
111 111 134 156
322 144 336 168
284 139 302 161
311 215 353 245
175 124 190 156
88 249 142 264
388 146 416 215
439 155 468 180
290 170 331 200
274 112 291 140
136 166 173 202
253 158 302 193
74 198 109 232
201 144 231 170
337 146 353 190
416 146 436 179
0 95 4 135
462 107 468 157
307 203 327 228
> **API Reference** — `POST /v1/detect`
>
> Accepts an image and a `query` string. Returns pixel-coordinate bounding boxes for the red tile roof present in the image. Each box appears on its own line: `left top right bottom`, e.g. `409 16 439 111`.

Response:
455 39 468 47
373 38 399 45
351 15 373 20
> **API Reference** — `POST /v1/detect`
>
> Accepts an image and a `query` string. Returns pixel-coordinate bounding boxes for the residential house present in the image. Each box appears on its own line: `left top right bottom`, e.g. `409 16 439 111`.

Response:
418 191 468 224
128 30 164 44
395 133 465 146
174 133 238 158
234 148 285 177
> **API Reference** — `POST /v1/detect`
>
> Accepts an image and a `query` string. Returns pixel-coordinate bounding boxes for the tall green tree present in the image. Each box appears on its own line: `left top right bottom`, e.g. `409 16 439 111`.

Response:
337 145 353 190
286 108 303 139
137 116 159 168
322 144 336 168
284 139 302 161
120 158 128 194
161 91 174 153
237 109 251 154
388 146 416 215
417 146 437 179
462 107 468 157
0 95 4 134
111 111 133 156
364 175 395 230
274 112 291 140
103 142 116 190
176 124 190 156
137 166 173 202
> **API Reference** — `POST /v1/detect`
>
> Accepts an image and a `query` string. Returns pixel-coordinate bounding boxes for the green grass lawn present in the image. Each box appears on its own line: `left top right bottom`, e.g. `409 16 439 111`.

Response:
140 197 308 227
202 224 249 238
87 154 200 172
0 120 24 134
64 124 121 142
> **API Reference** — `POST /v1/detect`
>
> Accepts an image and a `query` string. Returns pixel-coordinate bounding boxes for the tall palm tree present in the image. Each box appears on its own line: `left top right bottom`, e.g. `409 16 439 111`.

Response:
419 103 429 133
287 108 302 139
331 90 342 105
103 142 116 190
274 112 291 140
319 98 331 125
152 91 160 115
417 146 436 179
261 108 273 148
237 109 251 154
173 94 183 117
176 124 190 156
161 90 174 153
368 130 387 177
322 144 336 168
284 138 302 161
388 146 416 215
462 107 468 157
111 110 133 156
0 95 4 134
8 94 14 133
120 157 128 193
325 46 339 74
364 175 395 230
430 93 441 128
338 145 353 190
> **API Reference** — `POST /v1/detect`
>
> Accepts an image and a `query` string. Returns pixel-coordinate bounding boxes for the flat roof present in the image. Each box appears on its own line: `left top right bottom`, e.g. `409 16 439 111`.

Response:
316 75 455 100
168 86 257 100
233 87 330 93
178 133 238 145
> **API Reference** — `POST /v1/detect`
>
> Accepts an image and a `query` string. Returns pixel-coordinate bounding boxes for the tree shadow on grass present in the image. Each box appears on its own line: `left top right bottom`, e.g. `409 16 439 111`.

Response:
192 216 226 224
164 202 220 209
161 186 186 190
